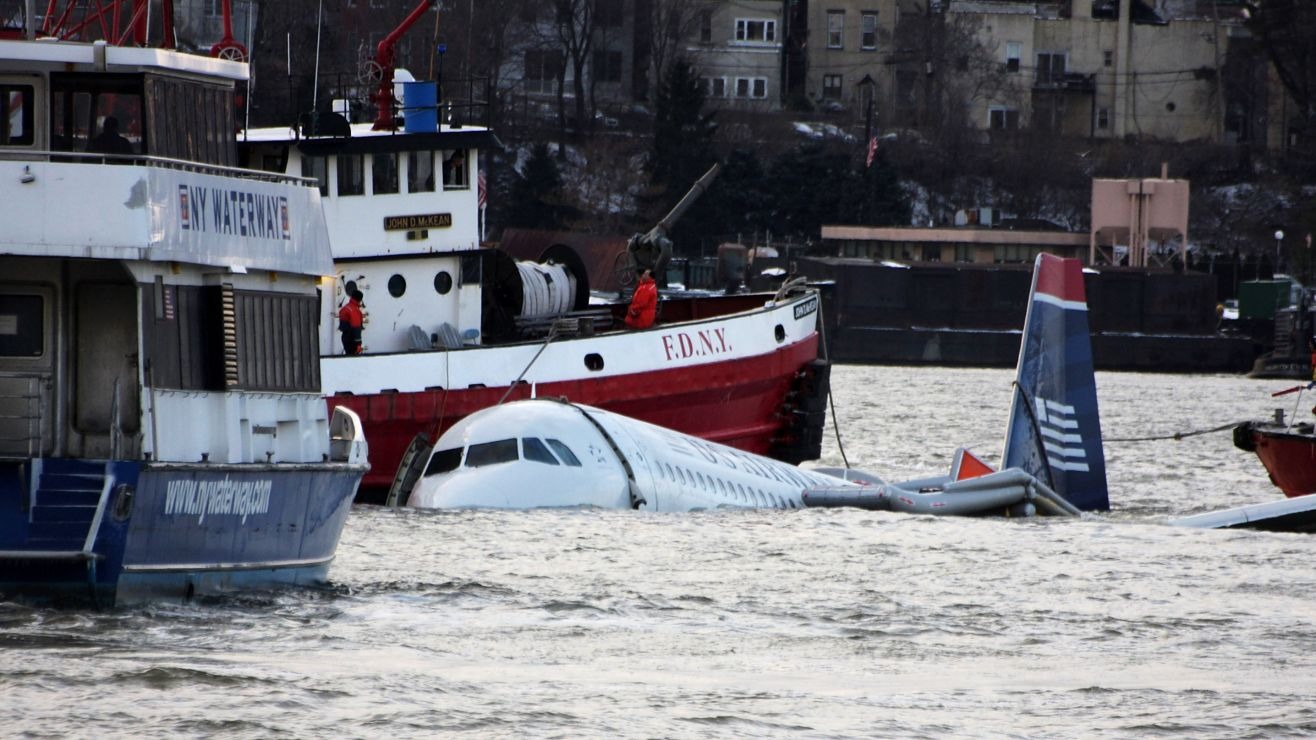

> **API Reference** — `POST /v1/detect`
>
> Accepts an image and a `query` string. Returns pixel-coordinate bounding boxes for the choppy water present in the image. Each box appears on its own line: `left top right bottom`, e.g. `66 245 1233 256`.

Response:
5 366 1316 738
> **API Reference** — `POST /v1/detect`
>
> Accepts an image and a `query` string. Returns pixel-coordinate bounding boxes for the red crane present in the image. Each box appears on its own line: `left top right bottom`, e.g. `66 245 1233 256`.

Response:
12 1 243 61
367 0 436 131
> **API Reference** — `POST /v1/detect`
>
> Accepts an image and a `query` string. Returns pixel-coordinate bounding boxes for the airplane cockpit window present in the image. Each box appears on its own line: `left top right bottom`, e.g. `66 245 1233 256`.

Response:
424 447 463 476
545 438 582 467
522 437 559 465
466 438 519 467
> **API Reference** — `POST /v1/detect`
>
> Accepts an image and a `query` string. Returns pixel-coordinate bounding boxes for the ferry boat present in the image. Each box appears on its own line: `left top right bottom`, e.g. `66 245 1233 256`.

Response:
0 21 367 605
236 4 829 502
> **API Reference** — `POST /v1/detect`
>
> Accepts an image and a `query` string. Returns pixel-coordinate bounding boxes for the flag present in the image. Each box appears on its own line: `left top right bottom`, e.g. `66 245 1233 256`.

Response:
477 170 487 210
865 136 878 168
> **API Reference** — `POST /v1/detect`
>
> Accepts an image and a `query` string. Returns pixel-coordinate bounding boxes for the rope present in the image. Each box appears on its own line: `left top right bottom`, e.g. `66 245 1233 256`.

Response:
1105 421 1241 443
814 299 850 468
497 324 558 405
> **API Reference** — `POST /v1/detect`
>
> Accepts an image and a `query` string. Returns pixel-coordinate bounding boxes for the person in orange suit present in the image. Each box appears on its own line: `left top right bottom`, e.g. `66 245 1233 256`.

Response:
624 268 658 330
338 289 365 354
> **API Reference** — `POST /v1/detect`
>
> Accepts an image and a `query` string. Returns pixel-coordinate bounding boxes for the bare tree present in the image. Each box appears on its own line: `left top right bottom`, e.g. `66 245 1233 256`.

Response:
551 0 595 132
644 0 710 101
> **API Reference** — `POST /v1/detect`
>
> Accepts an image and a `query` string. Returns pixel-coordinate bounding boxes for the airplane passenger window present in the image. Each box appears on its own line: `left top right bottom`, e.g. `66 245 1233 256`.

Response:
545 438 581 467
424 447 462 476
466 438 519 467
523 437 559 465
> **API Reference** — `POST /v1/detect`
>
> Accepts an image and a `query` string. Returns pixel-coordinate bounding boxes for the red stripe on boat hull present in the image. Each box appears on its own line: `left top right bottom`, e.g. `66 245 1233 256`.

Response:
331 336 820 499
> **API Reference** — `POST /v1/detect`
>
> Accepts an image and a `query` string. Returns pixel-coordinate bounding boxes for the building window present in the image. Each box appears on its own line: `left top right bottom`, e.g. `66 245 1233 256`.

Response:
1005 42 1021 72
592 50 623 83
1097 107 1109 129
735 19 776 44
1103 49 1114 67
524 50 562 94
596 1 622 27
861 12 878 50
703 77 727 98
988 106 1019 130
827 11 844 49
1036 52 1066 84
699 10 712 43
822 74 842 100
734 77 768 99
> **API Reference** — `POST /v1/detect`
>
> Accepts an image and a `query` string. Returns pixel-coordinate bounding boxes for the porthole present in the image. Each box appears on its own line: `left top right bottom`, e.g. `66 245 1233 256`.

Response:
388 274 407 297
434 271 453 295
774 324 785 343
585 353 604 371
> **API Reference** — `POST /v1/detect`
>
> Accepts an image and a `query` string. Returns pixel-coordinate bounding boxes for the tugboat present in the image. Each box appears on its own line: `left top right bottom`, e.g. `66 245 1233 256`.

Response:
1234 389 1316 499
237 1 830 502
0 8 367 606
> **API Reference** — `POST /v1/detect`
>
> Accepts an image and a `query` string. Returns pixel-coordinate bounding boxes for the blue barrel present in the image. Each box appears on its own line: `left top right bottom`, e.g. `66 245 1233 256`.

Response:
401 81 438 133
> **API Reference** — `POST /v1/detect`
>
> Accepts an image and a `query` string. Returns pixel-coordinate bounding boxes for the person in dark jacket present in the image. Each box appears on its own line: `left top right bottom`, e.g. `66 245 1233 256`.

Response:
338 289 365 354
89 116 133 155
625 268 658 329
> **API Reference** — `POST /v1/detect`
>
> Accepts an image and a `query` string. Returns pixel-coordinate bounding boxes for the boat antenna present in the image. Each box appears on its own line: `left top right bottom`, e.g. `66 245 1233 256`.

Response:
312 0 324 111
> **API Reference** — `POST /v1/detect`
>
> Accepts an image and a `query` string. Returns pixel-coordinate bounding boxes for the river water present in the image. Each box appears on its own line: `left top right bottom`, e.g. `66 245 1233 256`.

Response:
5 366 1316 738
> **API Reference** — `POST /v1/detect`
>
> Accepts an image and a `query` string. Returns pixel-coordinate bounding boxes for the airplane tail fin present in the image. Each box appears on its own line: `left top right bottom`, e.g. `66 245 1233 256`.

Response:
1000 254 1109 511
950 447 995 481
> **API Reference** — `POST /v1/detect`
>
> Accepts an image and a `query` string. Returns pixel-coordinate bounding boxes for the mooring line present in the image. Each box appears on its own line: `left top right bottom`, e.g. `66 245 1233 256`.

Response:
1105 421 1242 443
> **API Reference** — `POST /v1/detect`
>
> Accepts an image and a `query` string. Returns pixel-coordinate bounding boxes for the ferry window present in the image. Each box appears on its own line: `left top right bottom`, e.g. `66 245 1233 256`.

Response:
302 156 328 196
466 438 519 467
0 294 43 357
434 272 453 295
337 154 365 196
1 84 35 146
408 151 435 192
424 447 463 476
522 437 559 465
546 438 582 467
443 149 469 190
50 75 144 155
372 152 399 195
388 274 406 298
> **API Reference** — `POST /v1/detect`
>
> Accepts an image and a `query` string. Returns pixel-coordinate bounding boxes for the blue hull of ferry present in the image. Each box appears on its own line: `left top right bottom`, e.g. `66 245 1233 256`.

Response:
0 459 360 607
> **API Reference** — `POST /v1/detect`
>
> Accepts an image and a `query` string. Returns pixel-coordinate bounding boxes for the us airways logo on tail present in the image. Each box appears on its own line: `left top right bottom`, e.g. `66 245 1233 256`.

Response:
1033 396 1089 472
1002 253 1109 511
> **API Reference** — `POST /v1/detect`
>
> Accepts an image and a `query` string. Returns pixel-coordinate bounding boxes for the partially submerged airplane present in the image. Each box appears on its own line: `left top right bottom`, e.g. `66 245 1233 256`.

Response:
402 254 1110 515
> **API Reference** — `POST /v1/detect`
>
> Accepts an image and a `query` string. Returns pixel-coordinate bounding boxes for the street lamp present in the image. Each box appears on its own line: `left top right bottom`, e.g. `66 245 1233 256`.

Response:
1275 229 1285 274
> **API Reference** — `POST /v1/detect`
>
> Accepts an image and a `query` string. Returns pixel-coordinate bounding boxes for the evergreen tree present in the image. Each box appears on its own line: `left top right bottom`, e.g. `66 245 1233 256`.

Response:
507 143 566 230
650 58 718 199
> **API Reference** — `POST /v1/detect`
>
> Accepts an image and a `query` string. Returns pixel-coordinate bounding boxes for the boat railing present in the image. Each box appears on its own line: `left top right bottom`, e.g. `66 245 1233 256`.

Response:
0 373 44 460
0 149 318 186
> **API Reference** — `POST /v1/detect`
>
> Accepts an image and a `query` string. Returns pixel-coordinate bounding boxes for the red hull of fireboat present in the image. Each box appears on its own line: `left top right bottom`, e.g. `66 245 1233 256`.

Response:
1248 426 1316 498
